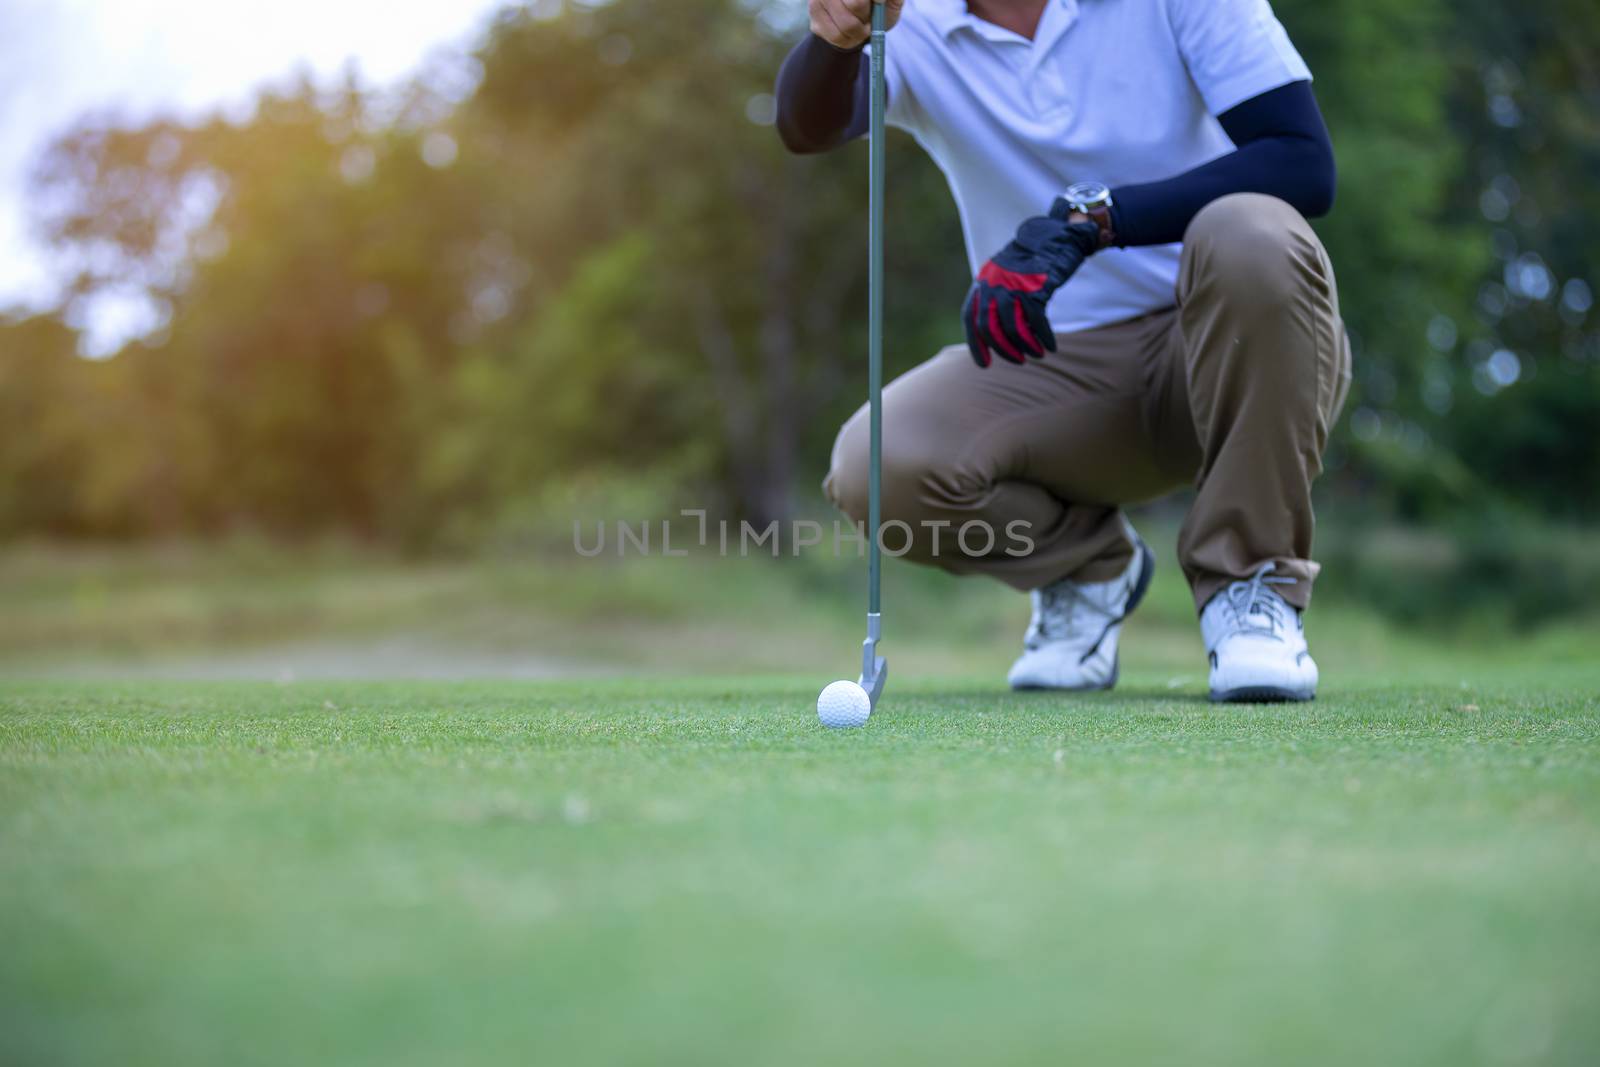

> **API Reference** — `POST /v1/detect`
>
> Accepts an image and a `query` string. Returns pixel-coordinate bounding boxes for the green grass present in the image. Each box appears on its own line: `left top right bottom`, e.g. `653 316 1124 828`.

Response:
3 537 1599 1062
4 670 1599 1066
5 532 1598 681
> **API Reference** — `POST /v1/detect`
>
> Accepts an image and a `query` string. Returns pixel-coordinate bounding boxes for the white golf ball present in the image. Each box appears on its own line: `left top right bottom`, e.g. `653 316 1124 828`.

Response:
817 679 871 729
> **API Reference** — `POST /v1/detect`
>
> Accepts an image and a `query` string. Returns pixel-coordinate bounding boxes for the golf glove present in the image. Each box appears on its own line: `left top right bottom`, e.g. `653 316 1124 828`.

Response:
963 201 1101 368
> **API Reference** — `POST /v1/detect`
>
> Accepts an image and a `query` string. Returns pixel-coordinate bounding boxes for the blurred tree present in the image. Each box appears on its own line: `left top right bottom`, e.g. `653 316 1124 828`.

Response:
3 0 1595 545
1430 0 1600 517
28 79 508 541
1278 0 1600 518
459 0 966 525
0 314 93 535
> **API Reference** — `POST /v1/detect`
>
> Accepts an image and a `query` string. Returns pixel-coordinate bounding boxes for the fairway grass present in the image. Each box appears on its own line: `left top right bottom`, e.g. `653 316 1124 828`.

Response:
3 671 1599 1066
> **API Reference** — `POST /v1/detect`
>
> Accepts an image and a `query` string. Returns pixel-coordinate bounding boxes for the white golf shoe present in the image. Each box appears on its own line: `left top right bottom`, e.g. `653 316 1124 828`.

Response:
1200 563 1318 703
1007 535 1155 691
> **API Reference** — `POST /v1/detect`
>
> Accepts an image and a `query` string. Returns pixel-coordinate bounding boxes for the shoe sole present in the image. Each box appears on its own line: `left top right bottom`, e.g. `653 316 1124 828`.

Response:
1210 686 1316 704
1010 538 1155 693
1010 665 1117 693
1124 538 1156 619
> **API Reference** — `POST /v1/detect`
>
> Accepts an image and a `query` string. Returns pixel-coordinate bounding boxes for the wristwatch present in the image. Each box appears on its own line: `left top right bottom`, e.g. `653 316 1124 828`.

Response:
1064 181 1117 249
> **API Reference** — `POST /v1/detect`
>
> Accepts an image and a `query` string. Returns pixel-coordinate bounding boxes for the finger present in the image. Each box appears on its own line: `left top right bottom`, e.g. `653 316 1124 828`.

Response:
963 287 992 368
812 1 860 47
840 0 871 24
1023 303 1057 356
986 294 1026 364
1004 294 1044 359
992 291 1034 359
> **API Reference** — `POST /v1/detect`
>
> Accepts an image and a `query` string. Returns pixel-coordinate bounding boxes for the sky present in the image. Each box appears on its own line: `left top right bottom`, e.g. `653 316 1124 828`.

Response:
0 0 508 314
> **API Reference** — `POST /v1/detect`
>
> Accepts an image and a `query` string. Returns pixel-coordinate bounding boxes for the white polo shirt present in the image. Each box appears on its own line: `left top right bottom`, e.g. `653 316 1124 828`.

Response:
877 0 1312 335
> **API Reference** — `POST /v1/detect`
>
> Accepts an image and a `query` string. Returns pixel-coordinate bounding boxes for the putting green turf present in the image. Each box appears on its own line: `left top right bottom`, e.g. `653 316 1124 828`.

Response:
3 671 1598 1066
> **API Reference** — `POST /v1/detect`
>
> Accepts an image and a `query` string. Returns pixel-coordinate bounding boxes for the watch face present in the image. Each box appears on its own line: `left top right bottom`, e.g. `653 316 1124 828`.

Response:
1065 181 1112 208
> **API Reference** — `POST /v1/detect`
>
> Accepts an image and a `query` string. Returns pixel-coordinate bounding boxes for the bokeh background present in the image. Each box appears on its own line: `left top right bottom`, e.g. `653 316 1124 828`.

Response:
2 0 1597 679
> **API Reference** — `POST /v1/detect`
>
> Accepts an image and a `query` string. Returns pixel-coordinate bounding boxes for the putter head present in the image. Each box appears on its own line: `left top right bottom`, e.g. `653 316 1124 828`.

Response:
858 612 887 709
858 653 887 709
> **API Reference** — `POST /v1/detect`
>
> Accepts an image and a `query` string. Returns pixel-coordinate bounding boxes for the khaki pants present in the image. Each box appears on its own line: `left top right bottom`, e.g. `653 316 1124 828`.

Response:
824 194 1352 612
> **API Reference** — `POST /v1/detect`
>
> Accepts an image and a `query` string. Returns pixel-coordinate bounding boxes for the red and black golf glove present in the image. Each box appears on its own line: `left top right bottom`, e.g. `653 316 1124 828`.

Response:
963 200 1102 368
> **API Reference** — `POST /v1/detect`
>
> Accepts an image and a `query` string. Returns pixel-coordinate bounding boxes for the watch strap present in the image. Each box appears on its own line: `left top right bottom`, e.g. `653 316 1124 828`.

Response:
1081 203 1116 249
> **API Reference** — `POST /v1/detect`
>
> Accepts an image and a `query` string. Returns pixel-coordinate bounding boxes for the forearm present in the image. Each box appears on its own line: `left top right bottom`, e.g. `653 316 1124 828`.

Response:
774 33 871 154
1110 81 1336 247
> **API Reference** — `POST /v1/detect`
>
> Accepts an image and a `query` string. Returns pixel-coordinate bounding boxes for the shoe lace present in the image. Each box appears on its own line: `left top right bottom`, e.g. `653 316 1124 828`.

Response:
1219 562 1297 638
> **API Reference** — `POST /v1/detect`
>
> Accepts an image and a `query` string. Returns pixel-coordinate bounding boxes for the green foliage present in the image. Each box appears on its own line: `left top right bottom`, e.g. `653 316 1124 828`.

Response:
1319 513 1600 628
1427 0 1600 519
1289 0 1600 519
0 315 99 535
0 0 1594 546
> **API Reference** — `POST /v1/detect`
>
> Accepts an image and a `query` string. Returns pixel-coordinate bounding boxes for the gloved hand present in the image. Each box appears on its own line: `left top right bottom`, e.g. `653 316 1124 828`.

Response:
963 201 1102 367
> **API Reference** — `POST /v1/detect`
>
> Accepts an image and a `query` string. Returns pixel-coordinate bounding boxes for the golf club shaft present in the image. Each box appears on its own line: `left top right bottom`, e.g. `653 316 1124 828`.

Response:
868 3 885 619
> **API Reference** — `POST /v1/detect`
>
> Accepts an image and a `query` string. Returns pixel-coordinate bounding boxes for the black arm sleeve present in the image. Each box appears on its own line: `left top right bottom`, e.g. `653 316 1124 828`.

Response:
774 33 872 154
1109 81 1336 247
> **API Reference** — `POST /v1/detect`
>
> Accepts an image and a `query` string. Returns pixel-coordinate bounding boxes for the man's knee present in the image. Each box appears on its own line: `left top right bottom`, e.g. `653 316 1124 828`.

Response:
1184 193 1325 303
824 409 973 529
823 407 871 521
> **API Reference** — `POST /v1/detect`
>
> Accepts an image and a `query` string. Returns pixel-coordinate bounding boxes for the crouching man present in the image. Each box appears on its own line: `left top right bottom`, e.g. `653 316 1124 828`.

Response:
776 0 1351 700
